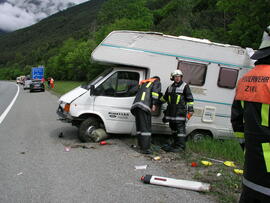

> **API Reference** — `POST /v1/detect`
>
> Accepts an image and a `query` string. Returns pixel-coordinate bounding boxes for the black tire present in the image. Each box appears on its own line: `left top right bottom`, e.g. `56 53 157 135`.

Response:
78 117 100 142
189 131 212 142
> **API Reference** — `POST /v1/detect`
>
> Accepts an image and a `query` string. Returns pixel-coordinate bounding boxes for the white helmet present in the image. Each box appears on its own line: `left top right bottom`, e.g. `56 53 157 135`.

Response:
170 70 183 80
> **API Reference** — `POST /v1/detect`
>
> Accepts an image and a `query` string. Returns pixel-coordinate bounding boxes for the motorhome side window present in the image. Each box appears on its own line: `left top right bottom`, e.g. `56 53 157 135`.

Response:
177 61 207 86
217 67 239 89
94 71 139 97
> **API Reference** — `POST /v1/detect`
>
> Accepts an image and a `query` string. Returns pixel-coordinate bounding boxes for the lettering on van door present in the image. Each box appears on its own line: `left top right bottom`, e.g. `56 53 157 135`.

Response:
108 112 129 119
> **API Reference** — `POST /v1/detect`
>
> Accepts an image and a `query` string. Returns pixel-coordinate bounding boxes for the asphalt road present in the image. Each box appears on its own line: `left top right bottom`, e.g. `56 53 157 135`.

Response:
0 81 215 203
0 81 18 118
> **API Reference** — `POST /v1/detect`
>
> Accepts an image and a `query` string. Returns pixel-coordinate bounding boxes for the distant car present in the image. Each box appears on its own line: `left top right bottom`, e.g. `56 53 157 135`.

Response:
23 78 32 89
16 77 20 84
30 79 45 92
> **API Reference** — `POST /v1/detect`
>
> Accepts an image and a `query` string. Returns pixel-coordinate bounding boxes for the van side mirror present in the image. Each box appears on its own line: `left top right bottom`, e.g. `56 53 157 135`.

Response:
90 85 95 96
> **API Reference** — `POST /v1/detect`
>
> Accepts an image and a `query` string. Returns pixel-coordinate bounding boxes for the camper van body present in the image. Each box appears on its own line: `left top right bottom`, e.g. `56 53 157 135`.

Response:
57 31 253 140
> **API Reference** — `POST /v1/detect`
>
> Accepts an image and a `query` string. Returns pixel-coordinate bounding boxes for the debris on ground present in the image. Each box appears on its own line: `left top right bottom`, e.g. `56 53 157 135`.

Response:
141 174 211 192
135 165 147 170
216 173 222 177
202 156 224 163
191 162 198 167
64 146 71 152
223 161 236 167
68 143 96 149
17 172 23 176
58 132 64 138
201 160 213 166
153 156 161 161
100 141 107 145
234 169 243 175
130 144 137 149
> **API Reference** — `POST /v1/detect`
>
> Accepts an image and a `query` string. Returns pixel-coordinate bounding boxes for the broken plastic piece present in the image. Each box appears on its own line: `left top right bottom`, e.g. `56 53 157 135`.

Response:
100 141 107 145
234 169 243 175
64 146 71 152
135 165 147 170
191 162 198 167
216 173 222 177
223 161 236 167
153 156 161 161
201 160 213 166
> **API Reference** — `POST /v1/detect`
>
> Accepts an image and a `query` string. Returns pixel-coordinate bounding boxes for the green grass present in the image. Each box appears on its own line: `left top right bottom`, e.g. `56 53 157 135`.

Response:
187 138 244 166
49 81 85 96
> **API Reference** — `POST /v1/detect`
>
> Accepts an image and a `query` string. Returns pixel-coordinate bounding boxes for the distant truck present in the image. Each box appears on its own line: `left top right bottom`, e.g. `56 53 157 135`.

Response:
31 66 44 80
57 30 254 142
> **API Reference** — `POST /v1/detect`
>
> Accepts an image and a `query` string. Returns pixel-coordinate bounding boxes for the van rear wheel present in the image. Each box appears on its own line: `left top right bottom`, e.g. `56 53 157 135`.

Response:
78 118 100 142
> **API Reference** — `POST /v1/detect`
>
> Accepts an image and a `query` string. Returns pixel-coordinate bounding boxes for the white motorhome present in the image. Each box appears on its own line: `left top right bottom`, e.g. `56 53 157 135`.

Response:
57 30 254 142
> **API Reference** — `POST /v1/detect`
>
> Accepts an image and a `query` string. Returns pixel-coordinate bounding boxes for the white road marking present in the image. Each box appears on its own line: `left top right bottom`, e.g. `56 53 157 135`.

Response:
0 84 20 124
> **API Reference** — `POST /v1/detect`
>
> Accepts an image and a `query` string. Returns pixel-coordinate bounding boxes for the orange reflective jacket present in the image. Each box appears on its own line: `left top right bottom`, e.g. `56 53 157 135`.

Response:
235 65 270 104
139 78 158 85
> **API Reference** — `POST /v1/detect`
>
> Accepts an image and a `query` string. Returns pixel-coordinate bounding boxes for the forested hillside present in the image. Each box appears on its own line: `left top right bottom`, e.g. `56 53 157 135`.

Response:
0 0 269 80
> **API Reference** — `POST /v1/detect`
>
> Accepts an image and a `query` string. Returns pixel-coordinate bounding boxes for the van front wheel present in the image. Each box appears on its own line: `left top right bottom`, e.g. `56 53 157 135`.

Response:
189 131 212 142
78 118 100 142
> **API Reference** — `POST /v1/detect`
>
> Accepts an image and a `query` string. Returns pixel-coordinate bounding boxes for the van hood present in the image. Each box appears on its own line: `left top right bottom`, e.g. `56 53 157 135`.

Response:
59 86 88 104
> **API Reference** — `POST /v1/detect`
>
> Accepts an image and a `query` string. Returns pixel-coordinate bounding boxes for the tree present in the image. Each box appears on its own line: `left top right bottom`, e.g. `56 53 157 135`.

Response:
216 0 270 48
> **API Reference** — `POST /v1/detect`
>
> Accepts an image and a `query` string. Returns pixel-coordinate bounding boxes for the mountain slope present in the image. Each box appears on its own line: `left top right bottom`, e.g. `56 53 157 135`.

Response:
0 0 106 66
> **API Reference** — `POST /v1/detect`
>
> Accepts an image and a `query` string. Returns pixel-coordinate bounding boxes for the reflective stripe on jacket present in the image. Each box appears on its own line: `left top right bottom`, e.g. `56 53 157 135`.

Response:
161 81 194 122
130 78 161 114
231 64 270 194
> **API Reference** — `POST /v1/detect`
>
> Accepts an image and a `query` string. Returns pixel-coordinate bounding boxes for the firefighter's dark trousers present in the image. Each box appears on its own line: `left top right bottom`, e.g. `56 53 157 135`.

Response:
169 121 186 150
239 184 270 203
133 108 152 151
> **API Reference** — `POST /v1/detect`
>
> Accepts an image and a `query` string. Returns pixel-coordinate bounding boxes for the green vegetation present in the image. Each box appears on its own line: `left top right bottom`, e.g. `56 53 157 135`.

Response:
188 138 244 165
1 0 269 80
49 81 84 96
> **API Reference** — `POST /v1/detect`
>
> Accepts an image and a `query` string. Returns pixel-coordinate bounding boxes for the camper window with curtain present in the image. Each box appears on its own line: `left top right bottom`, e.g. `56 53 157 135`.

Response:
217 67 239 89
177 60 207 86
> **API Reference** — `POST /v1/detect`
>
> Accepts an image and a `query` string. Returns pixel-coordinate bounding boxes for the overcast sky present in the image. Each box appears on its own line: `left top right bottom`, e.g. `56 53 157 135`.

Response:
0 0 89 32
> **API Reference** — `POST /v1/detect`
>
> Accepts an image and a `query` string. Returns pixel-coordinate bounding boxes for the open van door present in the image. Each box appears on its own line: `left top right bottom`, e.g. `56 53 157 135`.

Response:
92 67 146 134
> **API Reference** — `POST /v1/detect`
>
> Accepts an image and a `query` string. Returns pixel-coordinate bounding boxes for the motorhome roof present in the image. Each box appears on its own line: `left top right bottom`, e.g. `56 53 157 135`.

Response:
162 33 240 49
178 36 211 43
117 30 243 49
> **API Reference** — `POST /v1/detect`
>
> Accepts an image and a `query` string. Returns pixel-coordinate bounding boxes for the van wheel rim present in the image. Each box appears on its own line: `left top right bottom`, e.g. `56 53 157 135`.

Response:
193 133 204 142
86 126 95 136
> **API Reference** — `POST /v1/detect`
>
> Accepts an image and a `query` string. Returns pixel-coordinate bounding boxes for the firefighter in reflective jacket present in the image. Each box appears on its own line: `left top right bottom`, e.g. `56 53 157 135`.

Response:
231 25 270 202
160 70 194 152
130 76 161 154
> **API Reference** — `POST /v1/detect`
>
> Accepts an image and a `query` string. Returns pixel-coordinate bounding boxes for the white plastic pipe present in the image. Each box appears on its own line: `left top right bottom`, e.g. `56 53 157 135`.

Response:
141 175 210 192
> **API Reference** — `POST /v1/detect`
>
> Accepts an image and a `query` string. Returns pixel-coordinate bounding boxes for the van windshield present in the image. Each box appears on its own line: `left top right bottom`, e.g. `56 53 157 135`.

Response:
81 68 113 90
